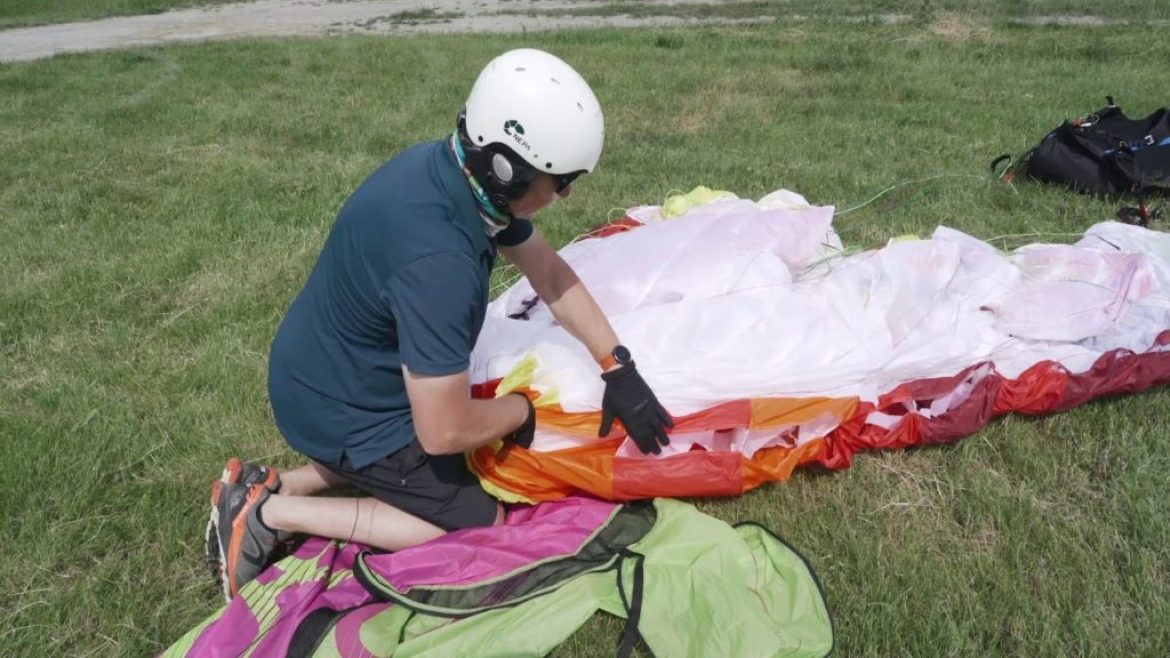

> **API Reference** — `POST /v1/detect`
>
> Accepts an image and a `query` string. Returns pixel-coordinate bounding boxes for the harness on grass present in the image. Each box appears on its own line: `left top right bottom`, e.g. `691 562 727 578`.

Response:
992 97 1170 196
166 498 835 658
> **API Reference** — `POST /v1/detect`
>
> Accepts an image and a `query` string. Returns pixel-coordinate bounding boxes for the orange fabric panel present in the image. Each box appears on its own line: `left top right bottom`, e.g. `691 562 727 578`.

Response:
474 438 828 502
473 396 854 501
750 397 858 428
535 396 852 437
537 408 607 438
536 398 753 438
741 439 826 490
474 346 1170 502
470 438 624 500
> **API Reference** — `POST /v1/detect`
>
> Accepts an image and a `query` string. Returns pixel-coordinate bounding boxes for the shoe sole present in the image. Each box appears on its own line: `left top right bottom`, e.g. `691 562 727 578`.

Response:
226 485 267 599
204 512 221 582
207 480 232 603
207 458 243 602
210 481 268 602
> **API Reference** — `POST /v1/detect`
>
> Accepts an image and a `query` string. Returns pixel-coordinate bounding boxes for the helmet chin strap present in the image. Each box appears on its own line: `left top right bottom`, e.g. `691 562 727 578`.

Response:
449 132 512 237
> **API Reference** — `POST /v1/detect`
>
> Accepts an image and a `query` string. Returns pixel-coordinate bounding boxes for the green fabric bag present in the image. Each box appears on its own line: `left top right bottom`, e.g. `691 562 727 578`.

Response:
166 499 832 657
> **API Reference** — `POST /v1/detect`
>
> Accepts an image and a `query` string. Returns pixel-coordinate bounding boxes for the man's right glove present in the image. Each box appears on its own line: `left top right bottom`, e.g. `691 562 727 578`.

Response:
598 362 674 455
507 392 536 449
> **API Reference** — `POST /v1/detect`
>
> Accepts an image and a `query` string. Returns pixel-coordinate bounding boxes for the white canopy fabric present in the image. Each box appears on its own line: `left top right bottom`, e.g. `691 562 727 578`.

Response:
471 191 1170 456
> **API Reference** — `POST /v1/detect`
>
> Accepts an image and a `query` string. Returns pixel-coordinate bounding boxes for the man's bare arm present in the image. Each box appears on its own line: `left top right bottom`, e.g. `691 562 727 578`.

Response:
403 365 530 455
500 231 618 364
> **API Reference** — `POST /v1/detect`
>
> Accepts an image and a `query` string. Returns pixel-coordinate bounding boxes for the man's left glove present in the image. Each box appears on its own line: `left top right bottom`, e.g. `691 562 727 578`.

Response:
507 392 537 449
598 363 674 455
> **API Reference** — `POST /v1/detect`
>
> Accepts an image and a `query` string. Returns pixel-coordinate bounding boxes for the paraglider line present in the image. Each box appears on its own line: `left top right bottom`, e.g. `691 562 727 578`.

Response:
836 173 991 218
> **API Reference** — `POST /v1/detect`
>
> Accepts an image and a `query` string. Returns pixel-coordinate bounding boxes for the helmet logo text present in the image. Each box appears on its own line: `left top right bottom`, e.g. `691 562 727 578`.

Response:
503 120 531 151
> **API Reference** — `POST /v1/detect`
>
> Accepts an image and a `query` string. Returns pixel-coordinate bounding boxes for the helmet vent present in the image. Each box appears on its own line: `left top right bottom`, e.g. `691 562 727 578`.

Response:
545 162 552 169
550 77 560 85
478 135 484 143
515 66 526 72
576 102 584 111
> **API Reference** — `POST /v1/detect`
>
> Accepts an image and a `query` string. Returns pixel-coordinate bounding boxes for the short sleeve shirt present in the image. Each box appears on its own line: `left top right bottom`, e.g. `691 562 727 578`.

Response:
267 140 533 468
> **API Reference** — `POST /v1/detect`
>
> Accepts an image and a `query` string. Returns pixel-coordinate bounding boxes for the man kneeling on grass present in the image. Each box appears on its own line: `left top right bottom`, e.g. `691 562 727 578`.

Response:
206 48 675 600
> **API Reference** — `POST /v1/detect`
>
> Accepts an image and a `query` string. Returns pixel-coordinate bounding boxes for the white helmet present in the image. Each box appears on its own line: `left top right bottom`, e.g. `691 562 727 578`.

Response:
462 48 605 178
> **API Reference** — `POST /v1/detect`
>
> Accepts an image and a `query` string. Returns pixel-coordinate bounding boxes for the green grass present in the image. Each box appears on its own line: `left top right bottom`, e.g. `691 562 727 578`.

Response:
3 19 1170 658
5 0 1170 30
509 0 1170 22
0 0 240 29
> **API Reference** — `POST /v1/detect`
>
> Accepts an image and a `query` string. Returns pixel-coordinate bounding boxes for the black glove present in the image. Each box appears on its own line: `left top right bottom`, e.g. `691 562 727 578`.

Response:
598 362 674 455
507 392 536 449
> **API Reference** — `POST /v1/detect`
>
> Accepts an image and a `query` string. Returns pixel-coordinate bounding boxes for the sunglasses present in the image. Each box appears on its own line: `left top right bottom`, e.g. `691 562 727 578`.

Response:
554 171 581 194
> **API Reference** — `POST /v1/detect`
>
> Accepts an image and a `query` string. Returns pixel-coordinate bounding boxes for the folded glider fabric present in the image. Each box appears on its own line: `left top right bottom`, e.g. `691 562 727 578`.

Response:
164 498 832 657
468 190 1170 501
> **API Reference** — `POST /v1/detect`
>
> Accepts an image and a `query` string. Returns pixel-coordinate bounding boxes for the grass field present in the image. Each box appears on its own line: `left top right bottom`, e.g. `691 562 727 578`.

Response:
4 0 1170 30
0 0 242 29
3 11 1170 658
507 0 1170 21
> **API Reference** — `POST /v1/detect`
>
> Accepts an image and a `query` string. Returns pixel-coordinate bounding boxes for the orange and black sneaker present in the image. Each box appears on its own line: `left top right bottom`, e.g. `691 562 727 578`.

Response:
206 481 279 602
220 457 281 493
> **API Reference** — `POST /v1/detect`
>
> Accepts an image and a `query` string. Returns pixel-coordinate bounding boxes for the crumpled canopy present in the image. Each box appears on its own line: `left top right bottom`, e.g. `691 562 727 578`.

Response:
469 189 1170 502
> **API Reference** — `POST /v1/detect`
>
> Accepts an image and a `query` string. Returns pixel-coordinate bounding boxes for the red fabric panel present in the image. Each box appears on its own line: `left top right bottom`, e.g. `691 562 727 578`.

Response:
819 346 1170 472
673 399 752 432
584 217 642 239
612 449 743 499
471 379 501 399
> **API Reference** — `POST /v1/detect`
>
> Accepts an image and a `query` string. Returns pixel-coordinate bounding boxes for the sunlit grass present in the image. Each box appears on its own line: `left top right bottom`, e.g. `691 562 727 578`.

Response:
2 18 1168 657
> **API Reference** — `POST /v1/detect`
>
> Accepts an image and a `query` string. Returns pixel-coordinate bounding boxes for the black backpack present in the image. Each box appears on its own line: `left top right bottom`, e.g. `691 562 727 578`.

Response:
995 98 1170 195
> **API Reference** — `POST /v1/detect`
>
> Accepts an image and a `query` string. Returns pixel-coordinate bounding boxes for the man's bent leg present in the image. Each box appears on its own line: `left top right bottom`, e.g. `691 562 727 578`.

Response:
315 441 501 532
279 462 349 497
214 441 503 593
262 495 446 552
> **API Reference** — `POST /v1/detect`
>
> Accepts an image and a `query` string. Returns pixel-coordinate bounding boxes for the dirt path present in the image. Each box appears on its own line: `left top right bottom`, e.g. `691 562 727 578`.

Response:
0 0 770 63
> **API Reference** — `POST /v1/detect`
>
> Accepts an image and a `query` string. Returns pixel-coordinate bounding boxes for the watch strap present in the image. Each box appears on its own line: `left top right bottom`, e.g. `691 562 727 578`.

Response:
599 353 619 371
599 344 631 371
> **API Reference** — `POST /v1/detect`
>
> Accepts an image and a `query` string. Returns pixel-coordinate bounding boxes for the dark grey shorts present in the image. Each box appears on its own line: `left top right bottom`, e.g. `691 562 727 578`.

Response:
317 441 499 532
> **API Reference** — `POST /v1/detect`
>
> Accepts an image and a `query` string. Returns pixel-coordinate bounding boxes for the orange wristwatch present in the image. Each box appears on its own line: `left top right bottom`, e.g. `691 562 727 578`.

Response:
599 344 632 371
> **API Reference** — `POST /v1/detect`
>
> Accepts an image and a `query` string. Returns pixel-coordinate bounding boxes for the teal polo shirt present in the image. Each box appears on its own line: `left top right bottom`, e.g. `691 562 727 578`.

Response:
268 140 533 468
